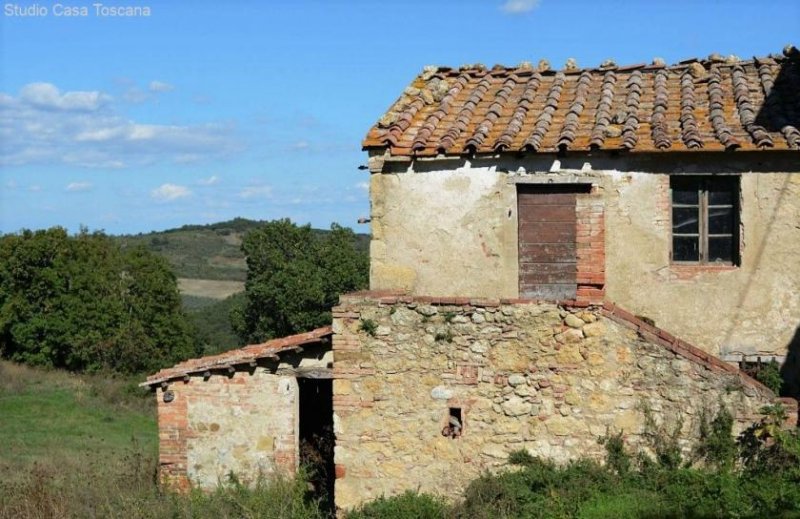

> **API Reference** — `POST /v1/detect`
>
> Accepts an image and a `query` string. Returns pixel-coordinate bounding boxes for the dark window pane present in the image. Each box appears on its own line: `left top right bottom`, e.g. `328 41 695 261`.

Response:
708 237 733 263
709 189 734 205
672 188 699 205
673 236 699 261
708 207 734 234
707 176 738 201
672 207 699 234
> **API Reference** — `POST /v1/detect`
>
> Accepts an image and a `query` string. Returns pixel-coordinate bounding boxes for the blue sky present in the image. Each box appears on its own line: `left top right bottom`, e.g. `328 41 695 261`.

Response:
1 0 798 235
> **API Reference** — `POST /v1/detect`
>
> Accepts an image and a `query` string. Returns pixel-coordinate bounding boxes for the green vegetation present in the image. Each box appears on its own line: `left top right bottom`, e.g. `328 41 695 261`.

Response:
119 218 370 357
754 360 784 394
346 407 800 519
0 360 326 519
347 491 449 519
3 365 800 518
232 220 368 343
181 294 223 311
359 319 378 337
116 218 369 282
0 220 371 373
0 361 155 473
189 293 247 355
0 228 197 374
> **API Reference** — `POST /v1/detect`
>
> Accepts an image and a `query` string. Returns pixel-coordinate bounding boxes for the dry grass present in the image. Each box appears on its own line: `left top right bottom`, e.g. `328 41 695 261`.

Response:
177 278 245 300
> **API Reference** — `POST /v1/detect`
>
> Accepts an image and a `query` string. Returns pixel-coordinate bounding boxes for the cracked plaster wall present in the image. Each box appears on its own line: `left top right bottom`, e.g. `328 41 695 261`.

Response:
368 154 800 358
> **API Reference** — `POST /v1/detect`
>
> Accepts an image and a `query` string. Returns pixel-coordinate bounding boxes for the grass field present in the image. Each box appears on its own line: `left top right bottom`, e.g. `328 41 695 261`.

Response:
177 278 245 300
0 361 156 477
0 361 328 518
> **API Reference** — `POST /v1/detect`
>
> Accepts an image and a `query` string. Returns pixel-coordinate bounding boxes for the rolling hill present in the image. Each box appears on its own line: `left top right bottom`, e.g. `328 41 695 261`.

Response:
114 218 370 355
115 217 370 286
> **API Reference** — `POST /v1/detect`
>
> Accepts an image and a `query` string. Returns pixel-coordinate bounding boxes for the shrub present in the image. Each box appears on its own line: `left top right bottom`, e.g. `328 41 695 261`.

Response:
695 405 737 470
739 404 800 476
755 360 784 394
507 449 536 467
346 491 449 519
600 430 632 475
640 404 684 469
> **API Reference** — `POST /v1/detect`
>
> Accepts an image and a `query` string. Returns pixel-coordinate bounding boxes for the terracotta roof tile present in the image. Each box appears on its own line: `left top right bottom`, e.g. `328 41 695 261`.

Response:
364 48 800 155
142 326 332 386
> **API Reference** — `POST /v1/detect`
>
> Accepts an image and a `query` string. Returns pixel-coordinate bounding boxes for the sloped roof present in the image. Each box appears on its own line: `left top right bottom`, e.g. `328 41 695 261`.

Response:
142 326 332 387
363 47 800 156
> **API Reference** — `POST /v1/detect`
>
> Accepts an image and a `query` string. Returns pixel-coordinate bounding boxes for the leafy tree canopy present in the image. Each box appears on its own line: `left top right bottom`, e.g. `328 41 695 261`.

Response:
0 227 198 374
232 219 368 343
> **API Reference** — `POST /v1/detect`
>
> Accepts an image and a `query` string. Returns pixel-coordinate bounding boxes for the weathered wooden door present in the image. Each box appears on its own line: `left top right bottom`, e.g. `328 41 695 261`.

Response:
517 185 581 300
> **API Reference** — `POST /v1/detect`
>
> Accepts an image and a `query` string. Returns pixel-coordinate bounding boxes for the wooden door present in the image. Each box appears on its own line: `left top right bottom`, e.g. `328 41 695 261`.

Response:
517 185 581 300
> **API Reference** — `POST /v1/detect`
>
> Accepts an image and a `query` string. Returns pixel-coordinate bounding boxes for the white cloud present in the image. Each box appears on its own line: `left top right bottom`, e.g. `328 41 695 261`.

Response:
20 82 109 111
355 181 369 192
501 0 540 13
66 181 92 192
0 82 242 168
28 185 42 192
291 140 310 150
122 87 149 104
197 175 220 186
239 185 273 200
149 80 174 93
151 183 191 201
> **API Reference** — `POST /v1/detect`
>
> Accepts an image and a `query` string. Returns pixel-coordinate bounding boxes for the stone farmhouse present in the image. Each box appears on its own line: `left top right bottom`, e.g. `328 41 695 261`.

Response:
144 47 800 510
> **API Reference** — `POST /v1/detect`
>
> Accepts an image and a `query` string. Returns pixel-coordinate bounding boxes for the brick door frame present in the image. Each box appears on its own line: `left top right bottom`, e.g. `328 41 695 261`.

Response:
574 185 605 305
513 180 605 305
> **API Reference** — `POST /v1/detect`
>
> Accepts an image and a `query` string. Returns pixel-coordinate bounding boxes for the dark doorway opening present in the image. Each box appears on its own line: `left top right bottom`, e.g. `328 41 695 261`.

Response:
298 378 334 514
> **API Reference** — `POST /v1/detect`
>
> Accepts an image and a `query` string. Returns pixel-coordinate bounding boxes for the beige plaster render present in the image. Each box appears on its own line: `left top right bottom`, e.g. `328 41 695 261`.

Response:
367 152 800 358
604 171 800 358
179 371 299 488
369 167 519 298
331 296 782 509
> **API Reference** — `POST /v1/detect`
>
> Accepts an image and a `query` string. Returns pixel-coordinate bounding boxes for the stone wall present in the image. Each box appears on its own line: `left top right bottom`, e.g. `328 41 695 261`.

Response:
367 152 800 358
331 293 789 509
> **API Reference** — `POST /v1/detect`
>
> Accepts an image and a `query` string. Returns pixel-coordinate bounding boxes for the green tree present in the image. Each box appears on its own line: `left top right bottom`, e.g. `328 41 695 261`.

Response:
0 227 198 374
232 219 368 343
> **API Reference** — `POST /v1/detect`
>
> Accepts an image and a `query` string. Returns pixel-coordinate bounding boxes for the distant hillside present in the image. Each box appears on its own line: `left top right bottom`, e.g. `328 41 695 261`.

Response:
115 218 370 355
115 217 370 283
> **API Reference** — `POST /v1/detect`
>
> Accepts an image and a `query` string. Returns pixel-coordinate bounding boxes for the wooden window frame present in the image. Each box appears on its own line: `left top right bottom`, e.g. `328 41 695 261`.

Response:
670 176 740 266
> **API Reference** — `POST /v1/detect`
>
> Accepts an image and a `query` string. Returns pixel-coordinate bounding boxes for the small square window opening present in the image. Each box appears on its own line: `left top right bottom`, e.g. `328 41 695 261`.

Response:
670 176 740 265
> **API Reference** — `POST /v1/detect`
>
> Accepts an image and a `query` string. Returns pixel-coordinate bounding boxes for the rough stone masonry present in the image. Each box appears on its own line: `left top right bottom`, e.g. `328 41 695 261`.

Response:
331 293 794 509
